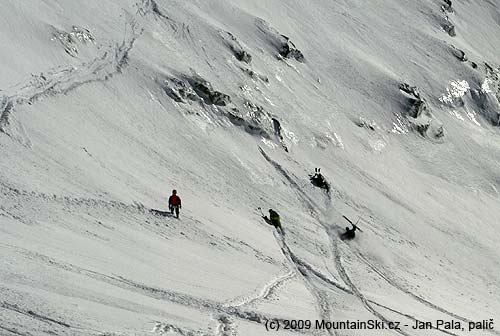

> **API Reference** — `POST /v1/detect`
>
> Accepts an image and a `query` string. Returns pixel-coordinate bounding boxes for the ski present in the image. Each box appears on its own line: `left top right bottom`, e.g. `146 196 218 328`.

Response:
342 215 363 232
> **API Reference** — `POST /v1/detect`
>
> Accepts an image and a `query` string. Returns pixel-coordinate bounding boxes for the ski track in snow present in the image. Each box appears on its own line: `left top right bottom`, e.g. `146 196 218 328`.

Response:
258 146 490 336
0 7 143 135
0 300 106 335
368 301 461 336
107 276 308 334
273 232 338 336
259 146 404 335
357 254 500 336
0 179 313 334
214 314 237 336
1 239 308 335
0 302 70 329
326 232 411 336
225 270 296 308
1 1 499 335
0 181 151 226
0 325 31 336
153 321 211 336
1 148 491 335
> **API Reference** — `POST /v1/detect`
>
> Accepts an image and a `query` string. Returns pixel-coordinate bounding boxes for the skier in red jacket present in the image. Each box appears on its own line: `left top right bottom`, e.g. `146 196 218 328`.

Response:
168 189 182 218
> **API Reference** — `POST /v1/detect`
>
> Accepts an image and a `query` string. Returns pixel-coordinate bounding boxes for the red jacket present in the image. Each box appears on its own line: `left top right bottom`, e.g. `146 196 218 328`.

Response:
169 195 181 206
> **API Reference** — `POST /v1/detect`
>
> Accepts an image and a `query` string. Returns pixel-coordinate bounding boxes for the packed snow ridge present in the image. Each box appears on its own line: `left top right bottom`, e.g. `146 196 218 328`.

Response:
1 0 500 335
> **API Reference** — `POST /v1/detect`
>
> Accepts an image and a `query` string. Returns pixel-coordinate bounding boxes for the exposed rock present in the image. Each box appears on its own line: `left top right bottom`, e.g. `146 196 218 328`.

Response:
210 91 232 106
224 103 291 151
237 51 252 63
441 0 453 13
450 46 467 62
243 101 266 120
235 101 288 150
189 74 231 106
408 99 428 119
240 67 269 83
399 83 444 139
220 31 252 63
433 125 445 138
272 118 288 152
163 78 199 103
162 71 288 150
468 64 500 126
51 25 95 57
278 34 305 62
256 18 305 63
354 117 377 131
485 63 499 85
398 83 427 119
162 73 231 106
470 89 500 126
0 96 14 133
226 108 270 138
399 83 421 99
442 16 456 36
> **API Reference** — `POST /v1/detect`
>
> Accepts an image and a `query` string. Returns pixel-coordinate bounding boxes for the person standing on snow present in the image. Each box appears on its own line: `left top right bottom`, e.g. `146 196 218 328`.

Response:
168 189 182 218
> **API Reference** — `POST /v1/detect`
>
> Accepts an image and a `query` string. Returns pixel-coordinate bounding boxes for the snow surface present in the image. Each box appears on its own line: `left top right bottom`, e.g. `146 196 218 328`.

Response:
1 0 500 335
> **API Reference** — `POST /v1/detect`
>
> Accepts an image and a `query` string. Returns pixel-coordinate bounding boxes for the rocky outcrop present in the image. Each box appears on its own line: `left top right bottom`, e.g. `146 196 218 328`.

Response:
220 31 252 64
0 96 14 133
226 107 270 138
450 46 467 62
162 73 231 106
256 18 305 63
470 89 500 126
239 67 269 83
51 25 95 57
189 74 231 106
442 17 456 37
399 83 444 139
441 0 453 13
470 63 500 126
278 34 305 62
163 78 199 103
162 73 289 150
438 0 456 37
354 116 377 131
272 118 288 152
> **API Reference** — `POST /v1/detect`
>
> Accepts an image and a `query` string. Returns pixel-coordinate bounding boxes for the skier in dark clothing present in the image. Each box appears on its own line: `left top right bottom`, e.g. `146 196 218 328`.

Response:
310 168 330 192
342 224 358 240
168 189 182 218
261 208 282 231
268 209 281 230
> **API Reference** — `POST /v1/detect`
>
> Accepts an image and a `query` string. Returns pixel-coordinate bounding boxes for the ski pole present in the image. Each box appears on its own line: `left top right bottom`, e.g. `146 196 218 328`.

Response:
257 207 265 217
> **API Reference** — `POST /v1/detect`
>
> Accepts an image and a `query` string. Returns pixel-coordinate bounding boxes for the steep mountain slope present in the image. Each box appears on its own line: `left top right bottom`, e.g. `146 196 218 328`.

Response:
1 0 500 335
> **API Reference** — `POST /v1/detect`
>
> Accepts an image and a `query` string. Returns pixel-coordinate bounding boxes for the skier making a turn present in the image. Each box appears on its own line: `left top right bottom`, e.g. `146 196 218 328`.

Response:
169 189 182 218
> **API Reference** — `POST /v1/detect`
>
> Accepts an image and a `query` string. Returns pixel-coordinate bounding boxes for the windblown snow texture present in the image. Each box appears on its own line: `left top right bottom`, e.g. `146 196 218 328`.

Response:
1 0 500 335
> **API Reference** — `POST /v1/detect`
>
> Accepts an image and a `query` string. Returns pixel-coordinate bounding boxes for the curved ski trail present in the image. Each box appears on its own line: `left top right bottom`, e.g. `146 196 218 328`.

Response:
0 11 142 135
260 147 500 336
259 147 417 336
273 231 338 336
227 270 295 308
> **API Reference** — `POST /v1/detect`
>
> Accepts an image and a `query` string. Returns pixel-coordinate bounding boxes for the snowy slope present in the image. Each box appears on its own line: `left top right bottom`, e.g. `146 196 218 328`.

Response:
1 0 500 335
